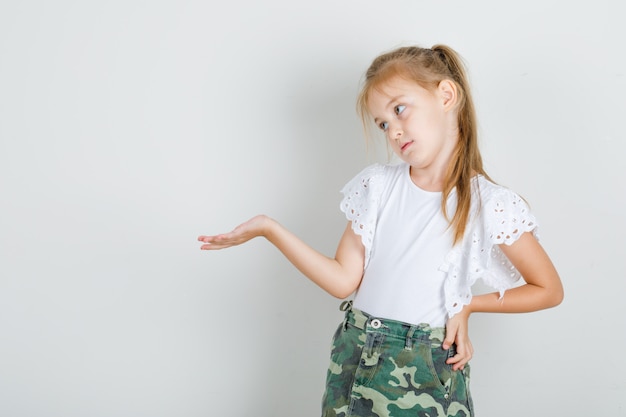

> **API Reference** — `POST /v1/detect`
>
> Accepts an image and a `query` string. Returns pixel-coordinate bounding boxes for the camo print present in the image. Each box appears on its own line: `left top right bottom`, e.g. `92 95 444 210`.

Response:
322 302 473 417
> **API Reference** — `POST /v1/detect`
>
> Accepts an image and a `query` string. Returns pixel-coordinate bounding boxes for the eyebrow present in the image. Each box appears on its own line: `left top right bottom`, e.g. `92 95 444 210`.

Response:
373 95 406 123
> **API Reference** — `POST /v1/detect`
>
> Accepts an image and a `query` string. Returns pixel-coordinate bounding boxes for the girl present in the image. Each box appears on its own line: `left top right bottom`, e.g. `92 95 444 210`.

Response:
198 44 563 417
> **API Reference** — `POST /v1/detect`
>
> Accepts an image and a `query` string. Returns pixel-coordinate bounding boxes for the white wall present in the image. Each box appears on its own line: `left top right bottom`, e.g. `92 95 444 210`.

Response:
1 1 624 416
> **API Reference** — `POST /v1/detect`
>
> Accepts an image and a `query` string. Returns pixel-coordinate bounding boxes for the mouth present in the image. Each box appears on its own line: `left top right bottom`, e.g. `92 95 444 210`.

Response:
400 140 414 153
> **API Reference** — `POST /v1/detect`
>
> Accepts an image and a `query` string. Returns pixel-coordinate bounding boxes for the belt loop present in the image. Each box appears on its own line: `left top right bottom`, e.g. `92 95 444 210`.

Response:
446 344 457 359
339 300 353 331
405 326 417 350
339 300 353 312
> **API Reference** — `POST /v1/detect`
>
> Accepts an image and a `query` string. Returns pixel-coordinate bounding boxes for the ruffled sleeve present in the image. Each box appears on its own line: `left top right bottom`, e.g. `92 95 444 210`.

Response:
440 180 539 318
339 164 385 268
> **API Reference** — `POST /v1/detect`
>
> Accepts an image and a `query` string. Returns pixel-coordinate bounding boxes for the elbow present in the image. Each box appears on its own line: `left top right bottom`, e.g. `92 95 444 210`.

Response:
331 286 357 300
328 277 361 300
545 282 564 309
537 268 564 309
552 286 564 307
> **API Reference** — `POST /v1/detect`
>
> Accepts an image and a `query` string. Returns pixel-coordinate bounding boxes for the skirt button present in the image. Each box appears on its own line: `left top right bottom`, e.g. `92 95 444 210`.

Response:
370 319 382 329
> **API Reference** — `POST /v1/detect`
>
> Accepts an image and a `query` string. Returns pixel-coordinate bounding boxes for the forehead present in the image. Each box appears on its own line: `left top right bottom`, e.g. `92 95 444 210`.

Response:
367 76 432 108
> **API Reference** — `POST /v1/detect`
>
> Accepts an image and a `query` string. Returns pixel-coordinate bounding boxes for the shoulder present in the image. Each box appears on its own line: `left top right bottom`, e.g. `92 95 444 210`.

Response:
474 176 530 214
475 175 515 199
339 163 403 266
343 162 402 182
473 176 538 245
340 162 404 193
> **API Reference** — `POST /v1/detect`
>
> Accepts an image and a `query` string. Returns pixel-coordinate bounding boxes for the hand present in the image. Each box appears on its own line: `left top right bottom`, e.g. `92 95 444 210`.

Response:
443 307 473 371
198 215 271 250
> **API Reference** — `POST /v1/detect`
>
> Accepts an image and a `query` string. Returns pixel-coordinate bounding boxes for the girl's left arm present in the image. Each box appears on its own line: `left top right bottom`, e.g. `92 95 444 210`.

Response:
469 231 564 314
443 232 562 370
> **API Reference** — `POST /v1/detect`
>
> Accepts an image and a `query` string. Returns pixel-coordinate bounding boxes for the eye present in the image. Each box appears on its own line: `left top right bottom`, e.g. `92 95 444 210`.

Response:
394 105 406 115
378 121 389 131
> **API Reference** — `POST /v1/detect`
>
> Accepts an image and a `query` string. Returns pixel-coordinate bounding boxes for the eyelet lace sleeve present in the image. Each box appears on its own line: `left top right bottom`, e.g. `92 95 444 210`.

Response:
339 164 385 268
440 181 539 318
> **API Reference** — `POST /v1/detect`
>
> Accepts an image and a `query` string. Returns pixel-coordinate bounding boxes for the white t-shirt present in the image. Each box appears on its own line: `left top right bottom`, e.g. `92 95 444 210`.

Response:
340 163 538 327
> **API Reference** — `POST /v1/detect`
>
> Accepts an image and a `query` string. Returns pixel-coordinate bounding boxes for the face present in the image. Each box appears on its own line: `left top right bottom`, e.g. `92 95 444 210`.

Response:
367 76 459 178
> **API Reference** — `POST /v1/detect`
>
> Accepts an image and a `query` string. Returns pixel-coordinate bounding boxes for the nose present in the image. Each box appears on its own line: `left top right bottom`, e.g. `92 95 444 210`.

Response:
388 124 403 142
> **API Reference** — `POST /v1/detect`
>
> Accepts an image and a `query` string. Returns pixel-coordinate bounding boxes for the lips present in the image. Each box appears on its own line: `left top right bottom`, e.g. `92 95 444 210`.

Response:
400 140 414 152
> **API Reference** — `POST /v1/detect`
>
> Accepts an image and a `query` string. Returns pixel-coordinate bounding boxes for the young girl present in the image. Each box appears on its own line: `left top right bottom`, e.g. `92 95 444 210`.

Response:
198 44 563 417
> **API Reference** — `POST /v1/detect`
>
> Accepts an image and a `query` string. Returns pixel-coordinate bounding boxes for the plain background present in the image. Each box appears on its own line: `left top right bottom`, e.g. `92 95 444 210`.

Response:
1 1 624 416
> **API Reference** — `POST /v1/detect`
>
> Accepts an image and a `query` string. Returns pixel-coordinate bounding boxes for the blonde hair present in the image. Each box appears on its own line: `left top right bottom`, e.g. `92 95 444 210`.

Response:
357 44 492 245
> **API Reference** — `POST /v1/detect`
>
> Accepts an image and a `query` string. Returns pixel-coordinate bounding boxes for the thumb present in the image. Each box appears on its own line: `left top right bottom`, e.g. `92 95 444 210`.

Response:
443 322 457 350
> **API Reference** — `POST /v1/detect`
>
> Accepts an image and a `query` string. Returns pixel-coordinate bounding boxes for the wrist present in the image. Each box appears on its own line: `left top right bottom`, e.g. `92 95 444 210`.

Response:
461 300 474 316
260 215 277 239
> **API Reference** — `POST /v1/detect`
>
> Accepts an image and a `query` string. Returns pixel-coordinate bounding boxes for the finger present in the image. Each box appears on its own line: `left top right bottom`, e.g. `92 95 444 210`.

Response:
447 353 467 370
447 345 473 370
198 236 217 245
445 319 468 350
442 326 457 350
198 229 235 238
198 235 226 243
200 244 223 250
200 242 232 250
446 338 467 363
448 353 467 370
452 354 472 371
200 234 247 250
446 346 465 365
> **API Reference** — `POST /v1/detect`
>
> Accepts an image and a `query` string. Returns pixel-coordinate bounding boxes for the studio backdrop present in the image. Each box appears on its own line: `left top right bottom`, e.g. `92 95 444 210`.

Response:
0 1 624 416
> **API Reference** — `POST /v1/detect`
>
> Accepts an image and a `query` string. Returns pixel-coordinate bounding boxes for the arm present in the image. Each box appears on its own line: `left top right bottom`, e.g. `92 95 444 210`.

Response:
198 215 365 298
444 231 563 370
468 231 563 313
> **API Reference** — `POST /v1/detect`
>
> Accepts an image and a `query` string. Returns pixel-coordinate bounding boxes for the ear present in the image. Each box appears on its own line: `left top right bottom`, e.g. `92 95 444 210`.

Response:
437 79 458 111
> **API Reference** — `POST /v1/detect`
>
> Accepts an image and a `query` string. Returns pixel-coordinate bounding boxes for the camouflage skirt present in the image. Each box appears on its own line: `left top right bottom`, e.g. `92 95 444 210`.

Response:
322 301 473 417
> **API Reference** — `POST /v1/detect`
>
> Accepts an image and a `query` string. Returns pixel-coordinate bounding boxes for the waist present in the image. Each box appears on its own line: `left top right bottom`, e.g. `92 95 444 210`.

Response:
340 300 446 348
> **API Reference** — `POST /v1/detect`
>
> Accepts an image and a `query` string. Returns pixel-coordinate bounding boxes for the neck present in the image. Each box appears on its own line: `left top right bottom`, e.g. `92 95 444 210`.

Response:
409 165 448 192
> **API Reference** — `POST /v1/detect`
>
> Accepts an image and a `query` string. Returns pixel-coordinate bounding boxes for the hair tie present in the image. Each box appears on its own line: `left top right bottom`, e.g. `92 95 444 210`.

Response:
432 47 447 63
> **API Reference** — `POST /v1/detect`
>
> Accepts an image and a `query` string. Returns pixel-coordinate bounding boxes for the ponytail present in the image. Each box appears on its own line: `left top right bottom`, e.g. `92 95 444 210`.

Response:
432 44 491 244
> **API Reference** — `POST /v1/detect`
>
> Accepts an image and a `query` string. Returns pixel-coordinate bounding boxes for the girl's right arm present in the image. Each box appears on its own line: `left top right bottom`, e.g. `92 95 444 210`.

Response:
198 215 365 298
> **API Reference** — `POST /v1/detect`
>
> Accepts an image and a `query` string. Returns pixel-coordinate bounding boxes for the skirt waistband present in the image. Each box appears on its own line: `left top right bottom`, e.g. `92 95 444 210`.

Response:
339 300 447 348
